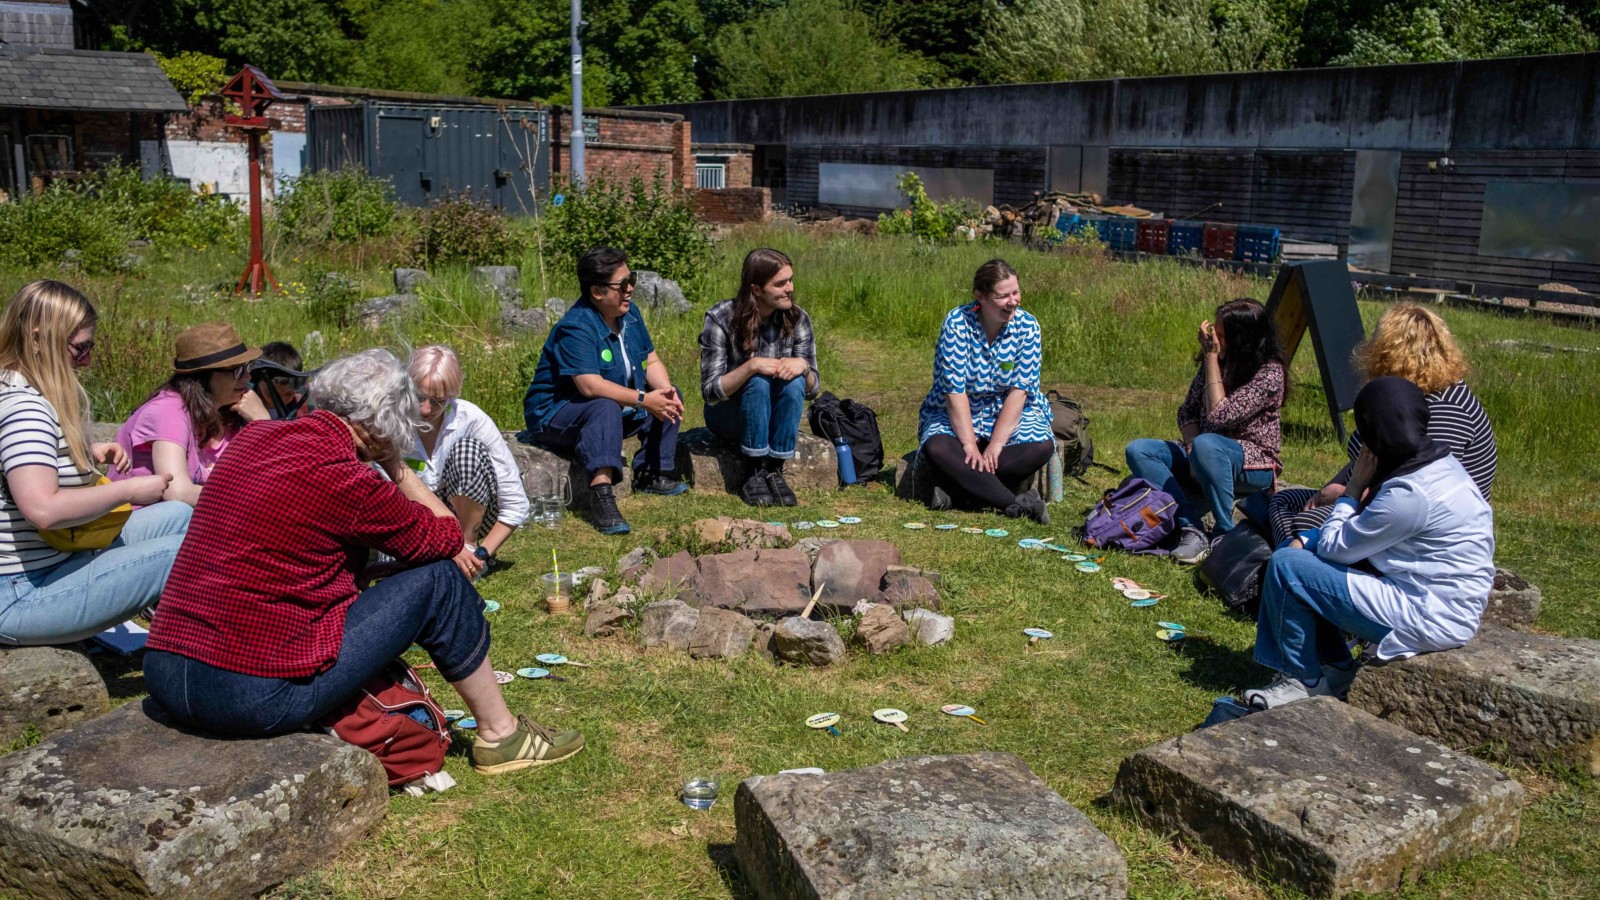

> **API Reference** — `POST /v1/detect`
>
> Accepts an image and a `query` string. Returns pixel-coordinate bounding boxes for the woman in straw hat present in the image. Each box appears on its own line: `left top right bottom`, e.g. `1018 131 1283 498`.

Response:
0 280 191 645
113 322 271 506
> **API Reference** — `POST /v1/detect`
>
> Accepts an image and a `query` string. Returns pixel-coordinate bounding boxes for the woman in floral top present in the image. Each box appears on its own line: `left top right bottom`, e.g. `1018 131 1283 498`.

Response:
1125 297 1285 563
916 259 1054 524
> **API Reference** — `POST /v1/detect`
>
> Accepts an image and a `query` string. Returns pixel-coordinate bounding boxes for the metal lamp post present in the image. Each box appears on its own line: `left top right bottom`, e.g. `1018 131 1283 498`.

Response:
570 0 585 186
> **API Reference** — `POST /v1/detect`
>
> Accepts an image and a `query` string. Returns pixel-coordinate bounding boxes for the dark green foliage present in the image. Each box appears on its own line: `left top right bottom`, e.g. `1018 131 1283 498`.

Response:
538 175 713 284
273 167 399 245
712 0 936 98
405 194 528 267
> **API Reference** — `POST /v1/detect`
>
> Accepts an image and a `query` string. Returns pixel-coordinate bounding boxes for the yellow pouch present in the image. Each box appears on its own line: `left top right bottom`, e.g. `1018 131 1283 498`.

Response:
38 476 132 552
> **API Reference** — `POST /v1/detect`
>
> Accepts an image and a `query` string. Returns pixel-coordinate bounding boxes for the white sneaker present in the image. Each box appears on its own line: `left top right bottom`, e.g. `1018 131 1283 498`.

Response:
1244 672 1309 709
1172 527 1211 564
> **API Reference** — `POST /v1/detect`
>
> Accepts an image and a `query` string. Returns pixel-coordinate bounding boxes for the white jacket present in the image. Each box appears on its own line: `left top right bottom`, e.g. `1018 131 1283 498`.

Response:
407 399 530 528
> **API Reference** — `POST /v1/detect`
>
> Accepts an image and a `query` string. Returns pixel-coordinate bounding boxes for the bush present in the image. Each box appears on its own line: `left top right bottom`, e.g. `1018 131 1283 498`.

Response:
81 163 242 250
405 193 526 268
538 174 713 284
875 173 977 240
274 167 399 245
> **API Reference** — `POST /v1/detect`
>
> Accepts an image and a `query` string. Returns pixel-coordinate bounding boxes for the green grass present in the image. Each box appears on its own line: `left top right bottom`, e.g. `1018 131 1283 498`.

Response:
5 228 1599 899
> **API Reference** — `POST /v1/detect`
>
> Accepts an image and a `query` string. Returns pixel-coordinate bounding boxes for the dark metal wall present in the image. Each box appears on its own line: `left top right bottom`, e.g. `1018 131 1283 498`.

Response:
307 102 549 213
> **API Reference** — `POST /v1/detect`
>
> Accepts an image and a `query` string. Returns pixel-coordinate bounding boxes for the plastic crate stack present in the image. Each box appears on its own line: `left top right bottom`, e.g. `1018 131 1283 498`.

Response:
1235 224 1281 263
1168 220 1204 256
1052 213 1280 263
1136 219 1170 255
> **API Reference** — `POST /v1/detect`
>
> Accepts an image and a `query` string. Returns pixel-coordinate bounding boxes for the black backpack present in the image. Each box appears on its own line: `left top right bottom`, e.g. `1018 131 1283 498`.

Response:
1196 521 1274 617
808 392 884 483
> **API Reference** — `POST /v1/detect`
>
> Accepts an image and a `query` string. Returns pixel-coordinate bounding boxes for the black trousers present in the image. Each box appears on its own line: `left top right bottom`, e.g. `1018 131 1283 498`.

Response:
922 434 1054 512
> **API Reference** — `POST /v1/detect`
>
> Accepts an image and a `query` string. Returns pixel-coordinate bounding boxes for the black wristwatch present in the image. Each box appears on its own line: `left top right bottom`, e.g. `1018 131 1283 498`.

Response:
473 546 491 562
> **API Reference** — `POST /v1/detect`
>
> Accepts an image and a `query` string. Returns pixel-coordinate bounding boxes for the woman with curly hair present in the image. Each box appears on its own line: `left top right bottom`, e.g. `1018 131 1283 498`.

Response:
1125 297 1287 563
1267 303 1496 544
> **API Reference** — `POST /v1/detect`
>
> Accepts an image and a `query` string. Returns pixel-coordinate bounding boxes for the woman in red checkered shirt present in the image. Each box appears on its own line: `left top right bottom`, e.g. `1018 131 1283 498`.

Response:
145 350 583 774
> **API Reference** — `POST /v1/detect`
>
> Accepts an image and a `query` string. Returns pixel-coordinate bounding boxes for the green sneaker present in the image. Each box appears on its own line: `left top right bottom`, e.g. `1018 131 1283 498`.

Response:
471 715 584 774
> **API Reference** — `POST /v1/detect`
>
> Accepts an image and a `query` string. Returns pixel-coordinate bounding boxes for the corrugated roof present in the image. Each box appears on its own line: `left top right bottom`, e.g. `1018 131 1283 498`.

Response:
0 46 187 112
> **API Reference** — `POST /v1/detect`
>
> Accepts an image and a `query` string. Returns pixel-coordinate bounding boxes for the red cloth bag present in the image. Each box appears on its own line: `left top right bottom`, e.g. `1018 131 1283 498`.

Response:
321 660 451 787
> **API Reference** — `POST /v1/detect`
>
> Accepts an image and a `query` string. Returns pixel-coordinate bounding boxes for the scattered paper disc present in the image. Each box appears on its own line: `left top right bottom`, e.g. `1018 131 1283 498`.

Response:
1043 543 1070 553
1157 621 1186 632
482 599 500 613
793 521 815 530
935 523 959 530
535 653 568 665
443 709 466 722
1023 627 1054 639
766 521 785 527
1122 588 1152 600
1112 577 1140 591
493 670 515 684
1017 538 1046 549
960 526 984 534
1157 628 1187 642
516 667 552 679
817 520 840 528
1130 598 1159 608
805 712 841 729
902 522 927 530
1075 561 1102 573
456 717 477 729
873 708 910 731
941 704 984 724
838 516 862 524
1062 553 1089 562
985 528 1009 538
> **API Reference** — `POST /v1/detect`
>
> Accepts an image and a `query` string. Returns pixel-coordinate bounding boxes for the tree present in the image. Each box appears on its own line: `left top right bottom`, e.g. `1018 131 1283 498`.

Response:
1329 1 1598 66
711 0 937 98
876 0 990 84
345 0 485 95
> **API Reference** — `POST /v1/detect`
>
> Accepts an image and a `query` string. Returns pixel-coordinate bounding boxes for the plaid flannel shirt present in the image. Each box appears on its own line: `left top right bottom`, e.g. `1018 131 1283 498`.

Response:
698 299 820 404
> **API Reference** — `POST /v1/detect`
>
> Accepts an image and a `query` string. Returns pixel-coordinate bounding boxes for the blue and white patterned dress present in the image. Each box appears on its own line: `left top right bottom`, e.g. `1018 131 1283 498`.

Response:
918 303 1054 446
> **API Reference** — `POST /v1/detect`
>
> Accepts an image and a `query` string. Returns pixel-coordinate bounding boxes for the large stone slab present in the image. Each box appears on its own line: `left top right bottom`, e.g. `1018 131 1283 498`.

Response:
0 646 109 746
640 600 700 652
688 607 756 660
811 540 901 612
638 550 702 602
0 700 388 899
1112 697 1523 898
1483 568 1541 629
696 549 813 617
1349 624 1600 774
735 752 1127 899
677 427 837 495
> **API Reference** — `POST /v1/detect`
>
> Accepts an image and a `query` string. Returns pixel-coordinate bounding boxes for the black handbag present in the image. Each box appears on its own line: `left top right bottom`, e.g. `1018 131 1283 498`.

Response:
1196 521 1274 617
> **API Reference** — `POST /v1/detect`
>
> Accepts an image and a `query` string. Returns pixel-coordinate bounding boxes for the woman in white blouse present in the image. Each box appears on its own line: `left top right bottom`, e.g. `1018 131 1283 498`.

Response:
406 346 530 579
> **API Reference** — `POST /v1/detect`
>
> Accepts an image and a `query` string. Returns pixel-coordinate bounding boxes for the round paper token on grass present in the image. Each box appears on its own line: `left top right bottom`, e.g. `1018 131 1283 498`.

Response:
1075 561 1102 573
1130 597 1159 608
1062 553 1089 562
456 717 477 729
493 670 515 685
873 708 910 732
1157 628 1187 643
1023 627 1053 639
1017 538 1046 549
985 528 1009 538
1122 588 1152 601
767 521 785 527
960 526 984 534
838 516 862 524
805 712 842 735
516 667 552 679
1157 621 1186 632
535 653 568 666
902 522 928 530
482 599 500 613
443 709 466 723
793 521 815 530
935 523 958 531
816 520 840 528
940 704 987 725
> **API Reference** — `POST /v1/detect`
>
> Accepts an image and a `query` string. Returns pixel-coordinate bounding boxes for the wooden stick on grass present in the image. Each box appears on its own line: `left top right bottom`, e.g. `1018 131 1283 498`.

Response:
800 582 825 619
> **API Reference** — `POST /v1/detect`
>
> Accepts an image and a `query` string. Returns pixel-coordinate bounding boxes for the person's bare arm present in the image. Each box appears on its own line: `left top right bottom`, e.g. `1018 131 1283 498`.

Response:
9 467 170 529
150 441 201 506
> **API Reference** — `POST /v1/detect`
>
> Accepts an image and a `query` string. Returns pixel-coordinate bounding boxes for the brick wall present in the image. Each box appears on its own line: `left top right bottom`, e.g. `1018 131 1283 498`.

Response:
18 109 161 173
547 107 690 187
692 143 755 188
695 187 770 224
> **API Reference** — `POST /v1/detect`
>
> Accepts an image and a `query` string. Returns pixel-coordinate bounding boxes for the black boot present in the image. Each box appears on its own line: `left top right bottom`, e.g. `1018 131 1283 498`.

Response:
764 457 798 507
588 483 631 535
739 458 775 507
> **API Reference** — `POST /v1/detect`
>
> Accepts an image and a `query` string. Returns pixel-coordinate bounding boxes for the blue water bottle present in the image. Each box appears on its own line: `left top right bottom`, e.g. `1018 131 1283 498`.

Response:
833 436 857 486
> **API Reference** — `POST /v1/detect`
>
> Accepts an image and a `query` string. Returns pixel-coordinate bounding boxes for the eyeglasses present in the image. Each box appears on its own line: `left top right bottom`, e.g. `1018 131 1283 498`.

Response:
209 364 249 380
269 375 308 391
68 339 94 362
599 273 637 291
416 391 451 408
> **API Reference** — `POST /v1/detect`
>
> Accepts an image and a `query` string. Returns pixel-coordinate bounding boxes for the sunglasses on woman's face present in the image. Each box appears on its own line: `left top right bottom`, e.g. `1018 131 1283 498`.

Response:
600 273 637 291
68 339 94 363
211 364 249 380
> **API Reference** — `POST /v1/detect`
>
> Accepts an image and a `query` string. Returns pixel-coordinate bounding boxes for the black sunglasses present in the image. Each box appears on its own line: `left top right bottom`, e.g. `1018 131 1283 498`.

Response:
599 273 637 290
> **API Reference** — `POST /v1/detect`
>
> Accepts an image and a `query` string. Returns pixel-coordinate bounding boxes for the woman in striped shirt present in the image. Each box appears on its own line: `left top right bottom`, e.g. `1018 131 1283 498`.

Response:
0 281 190 646
1267 304 1496 544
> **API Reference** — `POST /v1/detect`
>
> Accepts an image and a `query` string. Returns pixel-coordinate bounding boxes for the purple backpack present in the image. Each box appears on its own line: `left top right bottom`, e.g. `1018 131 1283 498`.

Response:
1082 477 1178 554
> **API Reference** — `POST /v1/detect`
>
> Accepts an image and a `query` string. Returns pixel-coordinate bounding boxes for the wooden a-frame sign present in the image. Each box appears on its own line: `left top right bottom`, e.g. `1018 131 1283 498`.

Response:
1264 260 1365 446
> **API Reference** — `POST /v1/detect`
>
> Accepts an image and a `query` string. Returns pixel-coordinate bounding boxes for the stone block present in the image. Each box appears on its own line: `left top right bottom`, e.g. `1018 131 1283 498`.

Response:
638 550 701 602
585 603 631 638
880 569 941 611
772 617 846 667
0 646 109 746
545 297 569 319
358 293 417 330
812 540 902 612
1348 624 1600 774
677 428 837 495
582 577 611 610
505 432 630 509
688 607 757 660
0 700 387 899
696 549 813 618
640 600 699 651
1112 697 1523 898
632 271 690 315
902 608 955 646
501 303 548 334
853 604 910 654
736 753 1127 899
392 267 429 293
693 516 792 549
471 265 520 291
615 546 657 583
892 450 933 505
1483 568 1541 629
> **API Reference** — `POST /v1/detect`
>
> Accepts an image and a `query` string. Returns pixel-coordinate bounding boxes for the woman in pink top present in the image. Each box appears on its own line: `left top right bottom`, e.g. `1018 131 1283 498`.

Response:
114 322 269 505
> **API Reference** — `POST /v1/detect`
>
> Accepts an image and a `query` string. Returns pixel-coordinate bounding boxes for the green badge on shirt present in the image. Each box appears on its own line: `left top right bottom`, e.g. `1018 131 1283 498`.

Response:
601 348 614 363
1000 360 1015 373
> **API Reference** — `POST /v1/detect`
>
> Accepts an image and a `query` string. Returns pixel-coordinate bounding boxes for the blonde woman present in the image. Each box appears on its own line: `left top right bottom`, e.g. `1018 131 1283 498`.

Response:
406 346 529 578
0 281 190 645
1267 303 1496 543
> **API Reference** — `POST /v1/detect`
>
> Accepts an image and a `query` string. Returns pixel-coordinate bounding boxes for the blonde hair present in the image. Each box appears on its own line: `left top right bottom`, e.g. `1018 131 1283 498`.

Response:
407 345 463 399
0 281 98 471
1353 303 1468 395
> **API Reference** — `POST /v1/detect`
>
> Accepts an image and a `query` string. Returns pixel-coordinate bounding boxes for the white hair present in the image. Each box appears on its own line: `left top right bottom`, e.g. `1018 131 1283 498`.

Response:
309 349 421 453
408 345 463 399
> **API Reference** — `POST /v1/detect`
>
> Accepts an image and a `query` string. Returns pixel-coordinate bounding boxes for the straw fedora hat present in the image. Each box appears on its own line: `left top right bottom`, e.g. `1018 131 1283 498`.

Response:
172 322 261 373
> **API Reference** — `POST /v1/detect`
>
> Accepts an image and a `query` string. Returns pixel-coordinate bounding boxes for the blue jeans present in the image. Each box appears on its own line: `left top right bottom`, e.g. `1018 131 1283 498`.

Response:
1255 548 1393 679
1124 434 1274 532
145 560 491 736
704 374 805 459
534 395 680 479
0 500 191 646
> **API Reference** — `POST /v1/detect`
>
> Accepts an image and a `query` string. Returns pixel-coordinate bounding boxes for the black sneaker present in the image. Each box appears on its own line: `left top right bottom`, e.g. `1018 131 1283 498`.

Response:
1012 490 1050 525
930 485 952 511
588 484 631 535
740 470 775 507
633 472 688 496
765 469 798 507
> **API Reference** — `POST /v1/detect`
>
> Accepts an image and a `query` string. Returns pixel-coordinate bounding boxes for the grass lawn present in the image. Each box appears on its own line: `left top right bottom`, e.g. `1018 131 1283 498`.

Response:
6 226 1599 898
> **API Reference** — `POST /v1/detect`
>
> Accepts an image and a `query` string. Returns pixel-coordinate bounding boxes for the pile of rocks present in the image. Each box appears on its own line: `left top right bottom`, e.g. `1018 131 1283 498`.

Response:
584 521 953 667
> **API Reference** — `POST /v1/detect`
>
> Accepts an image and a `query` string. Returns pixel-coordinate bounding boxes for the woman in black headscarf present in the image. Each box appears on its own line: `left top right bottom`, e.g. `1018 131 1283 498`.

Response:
1243 377 1495 709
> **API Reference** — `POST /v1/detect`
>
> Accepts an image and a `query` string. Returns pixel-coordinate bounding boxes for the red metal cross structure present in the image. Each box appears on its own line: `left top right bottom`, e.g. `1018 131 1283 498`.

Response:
221 65 285 296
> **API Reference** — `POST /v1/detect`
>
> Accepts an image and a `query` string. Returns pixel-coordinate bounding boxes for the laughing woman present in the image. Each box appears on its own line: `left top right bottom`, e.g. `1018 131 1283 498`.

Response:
916 258 1053 523
700 248 819 507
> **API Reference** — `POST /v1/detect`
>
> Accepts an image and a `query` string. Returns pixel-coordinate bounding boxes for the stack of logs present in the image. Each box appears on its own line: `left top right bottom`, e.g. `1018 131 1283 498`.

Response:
959 192 1156 241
